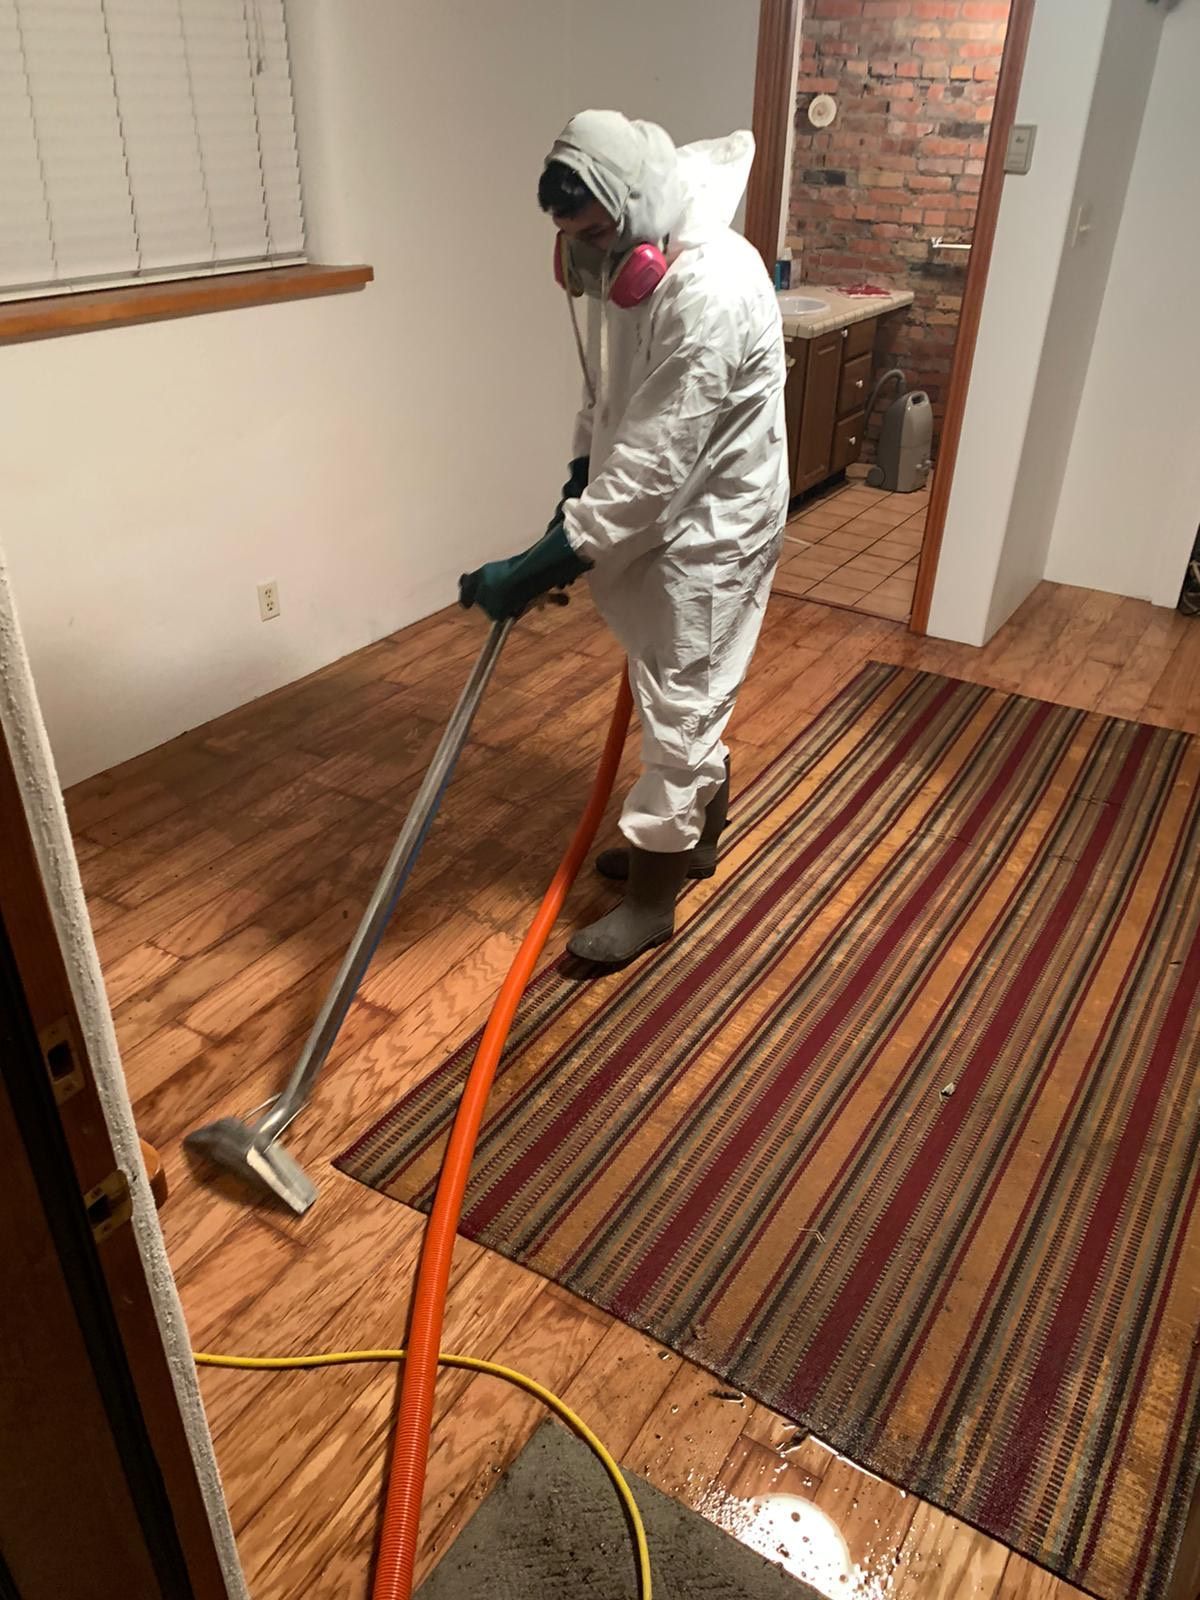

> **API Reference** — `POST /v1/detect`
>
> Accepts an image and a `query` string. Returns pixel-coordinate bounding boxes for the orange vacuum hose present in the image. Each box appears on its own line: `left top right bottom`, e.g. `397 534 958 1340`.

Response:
371 672 634 1600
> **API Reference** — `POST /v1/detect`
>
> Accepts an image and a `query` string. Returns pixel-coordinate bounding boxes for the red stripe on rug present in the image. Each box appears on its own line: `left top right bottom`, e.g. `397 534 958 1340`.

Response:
904 753 1184 1471
979 869 1200 1531
776 722 1154 1419
611 698 1058 1323
1098 1143 1200 1589
713 698 1064 1350
1129 1227 1200 1596
459 676 962 1237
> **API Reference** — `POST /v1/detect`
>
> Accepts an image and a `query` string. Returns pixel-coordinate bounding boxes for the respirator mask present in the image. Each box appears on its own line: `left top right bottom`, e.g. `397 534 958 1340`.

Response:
553 232 667 309
553 231 668 411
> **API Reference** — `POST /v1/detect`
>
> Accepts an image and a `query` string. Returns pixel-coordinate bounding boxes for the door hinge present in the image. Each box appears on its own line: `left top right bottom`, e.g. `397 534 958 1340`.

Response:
85 1169 132 1243
38 1016 84 1104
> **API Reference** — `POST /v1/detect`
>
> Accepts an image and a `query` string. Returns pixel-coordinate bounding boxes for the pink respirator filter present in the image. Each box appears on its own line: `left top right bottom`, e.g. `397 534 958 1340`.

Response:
554 236 667 309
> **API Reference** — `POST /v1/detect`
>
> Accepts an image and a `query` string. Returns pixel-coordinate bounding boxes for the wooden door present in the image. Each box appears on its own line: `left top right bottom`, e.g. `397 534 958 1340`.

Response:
0 1004 167 1599
0 714 231 1598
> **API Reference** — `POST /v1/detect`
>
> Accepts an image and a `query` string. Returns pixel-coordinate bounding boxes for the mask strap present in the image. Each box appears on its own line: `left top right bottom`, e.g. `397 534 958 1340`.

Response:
598 257 612 425
559 236 597 408
564 293 596 410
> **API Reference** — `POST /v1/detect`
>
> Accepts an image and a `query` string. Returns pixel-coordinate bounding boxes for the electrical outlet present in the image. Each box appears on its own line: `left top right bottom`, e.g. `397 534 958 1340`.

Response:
258 581 281 621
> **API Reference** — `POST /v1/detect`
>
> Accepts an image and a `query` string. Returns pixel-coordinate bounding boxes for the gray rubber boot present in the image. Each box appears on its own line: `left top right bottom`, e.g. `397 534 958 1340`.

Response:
596 758 731 883
567 845 691 965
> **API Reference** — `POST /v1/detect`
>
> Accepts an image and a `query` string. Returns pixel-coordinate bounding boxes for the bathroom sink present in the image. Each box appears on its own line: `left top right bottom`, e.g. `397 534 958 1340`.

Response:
777 293 827 315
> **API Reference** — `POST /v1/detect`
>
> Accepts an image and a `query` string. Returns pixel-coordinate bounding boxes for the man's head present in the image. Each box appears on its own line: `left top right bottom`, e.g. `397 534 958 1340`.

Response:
538 159 619 253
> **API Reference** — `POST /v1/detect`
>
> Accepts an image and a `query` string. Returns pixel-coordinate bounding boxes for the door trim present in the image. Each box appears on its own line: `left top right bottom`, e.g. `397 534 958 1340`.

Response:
909 0 1037 633
744 0 801 270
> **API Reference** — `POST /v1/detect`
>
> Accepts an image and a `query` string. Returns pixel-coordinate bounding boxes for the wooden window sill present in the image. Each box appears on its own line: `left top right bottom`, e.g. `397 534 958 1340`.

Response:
0 263 374 345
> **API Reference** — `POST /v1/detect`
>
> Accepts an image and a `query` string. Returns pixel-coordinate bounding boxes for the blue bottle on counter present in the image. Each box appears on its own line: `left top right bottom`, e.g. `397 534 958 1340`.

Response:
773 258 792 290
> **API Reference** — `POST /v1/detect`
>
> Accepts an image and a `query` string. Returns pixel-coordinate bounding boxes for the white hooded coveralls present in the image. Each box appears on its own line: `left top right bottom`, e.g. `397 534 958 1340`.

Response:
554 112 790 853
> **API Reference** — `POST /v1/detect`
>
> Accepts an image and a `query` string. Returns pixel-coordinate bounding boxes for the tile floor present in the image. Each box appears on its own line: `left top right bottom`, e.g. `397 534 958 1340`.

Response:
773 476 931 622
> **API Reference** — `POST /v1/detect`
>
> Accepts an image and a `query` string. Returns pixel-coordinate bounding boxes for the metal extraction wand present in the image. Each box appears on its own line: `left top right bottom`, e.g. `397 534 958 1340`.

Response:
184 617 512 1214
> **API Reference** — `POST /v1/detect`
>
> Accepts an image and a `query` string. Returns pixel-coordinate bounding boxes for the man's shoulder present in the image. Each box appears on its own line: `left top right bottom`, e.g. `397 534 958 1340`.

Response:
658 233 779 349
666 231 773 307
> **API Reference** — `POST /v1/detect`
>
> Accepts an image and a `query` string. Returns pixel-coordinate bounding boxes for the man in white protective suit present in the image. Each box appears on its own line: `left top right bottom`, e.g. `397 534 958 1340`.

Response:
460 111 789 966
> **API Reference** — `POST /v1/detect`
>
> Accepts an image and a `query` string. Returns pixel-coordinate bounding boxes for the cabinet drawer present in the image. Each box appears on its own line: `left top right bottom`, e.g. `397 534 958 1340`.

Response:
839 353 872 418
842 316 878 359
832 411 867 474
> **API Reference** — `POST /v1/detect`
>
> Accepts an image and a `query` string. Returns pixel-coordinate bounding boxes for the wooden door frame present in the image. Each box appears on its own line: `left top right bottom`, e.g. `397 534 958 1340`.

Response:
744 0 1038 637
744 0 801 274
0 713 231 1598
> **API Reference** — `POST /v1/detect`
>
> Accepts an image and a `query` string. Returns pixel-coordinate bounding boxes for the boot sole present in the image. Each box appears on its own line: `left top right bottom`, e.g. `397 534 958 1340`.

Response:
566 926 673 966
596 862 715 885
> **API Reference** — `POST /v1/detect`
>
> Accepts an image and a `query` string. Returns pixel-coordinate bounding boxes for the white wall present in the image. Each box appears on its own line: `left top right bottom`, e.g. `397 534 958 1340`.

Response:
4 0 763 787
2 0 576 786
567 0 759 237
567 0 759 149
1047 2 1200 608
926 0 1105 642
983 0 1165 634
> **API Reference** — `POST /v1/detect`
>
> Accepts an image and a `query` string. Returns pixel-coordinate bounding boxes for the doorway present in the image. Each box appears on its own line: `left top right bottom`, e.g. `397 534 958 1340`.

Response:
746 0 1035 632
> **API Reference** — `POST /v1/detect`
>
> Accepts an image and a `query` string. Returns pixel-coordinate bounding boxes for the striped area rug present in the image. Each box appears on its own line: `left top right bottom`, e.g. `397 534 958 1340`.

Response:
337 664 1200 1600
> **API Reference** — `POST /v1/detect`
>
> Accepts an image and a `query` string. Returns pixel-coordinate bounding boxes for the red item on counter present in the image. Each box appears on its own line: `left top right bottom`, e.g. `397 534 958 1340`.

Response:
841 282 891 297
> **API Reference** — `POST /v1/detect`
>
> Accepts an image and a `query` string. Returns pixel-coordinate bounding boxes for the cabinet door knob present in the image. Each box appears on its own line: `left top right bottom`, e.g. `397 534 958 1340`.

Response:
842 328 849 339
848 436 858 446
855 378 864 389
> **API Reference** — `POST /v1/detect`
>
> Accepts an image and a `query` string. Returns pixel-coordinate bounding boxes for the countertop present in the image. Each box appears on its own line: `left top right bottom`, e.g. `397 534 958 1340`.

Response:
778 285 915 340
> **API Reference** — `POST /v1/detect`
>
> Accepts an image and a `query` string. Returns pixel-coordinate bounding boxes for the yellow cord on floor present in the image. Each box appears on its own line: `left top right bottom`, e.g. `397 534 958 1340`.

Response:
193 1348 652 1599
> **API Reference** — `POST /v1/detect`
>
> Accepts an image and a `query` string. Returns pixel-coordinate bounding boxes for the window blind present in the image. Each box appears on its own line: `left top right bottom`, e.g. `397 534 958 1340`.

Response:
0 0 305 301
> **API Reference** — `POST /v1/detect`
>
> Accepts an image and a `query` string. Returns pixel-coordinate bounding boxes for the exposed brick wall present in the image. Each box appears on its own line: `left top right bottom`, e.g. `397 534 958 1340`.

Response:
787 0 1010 452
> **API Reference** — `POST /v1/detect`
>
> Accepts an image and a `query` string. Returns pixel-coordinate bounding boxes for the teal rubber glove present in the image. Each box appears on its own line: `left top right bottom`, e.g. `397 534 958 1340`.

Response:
459 524 591 622
545 456 590 536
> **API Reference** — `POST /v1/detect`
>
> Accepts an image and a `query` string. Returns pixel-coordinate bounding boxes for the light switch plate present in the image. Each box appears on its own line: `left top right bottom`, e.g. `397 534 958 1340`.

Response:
1004 123 1037 176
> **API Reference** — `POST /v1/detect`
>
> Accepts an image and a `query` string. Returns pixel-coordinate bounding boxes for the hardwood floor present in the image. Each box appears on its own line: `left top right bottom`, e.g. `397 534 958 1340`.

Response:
66 580 1200 1600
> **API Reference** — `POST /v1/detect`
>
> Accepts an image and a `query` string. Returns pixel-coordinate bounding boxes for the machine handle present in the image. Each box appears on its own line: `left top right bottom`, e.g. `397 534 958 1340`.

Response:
254 617 512 1145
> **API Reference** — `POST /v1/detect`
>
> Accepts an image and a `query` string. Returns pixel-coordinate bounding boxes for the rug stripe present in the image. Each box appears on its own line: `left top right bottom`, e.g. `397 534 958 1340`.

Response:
900 732 1187 1452
660 697 1095 1364
613 699 1061 1321
720 697 1093 1370
978 840 1200 1530
914 735 1197 1542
